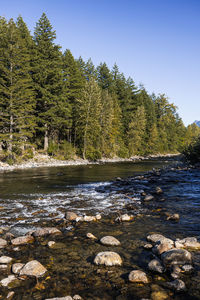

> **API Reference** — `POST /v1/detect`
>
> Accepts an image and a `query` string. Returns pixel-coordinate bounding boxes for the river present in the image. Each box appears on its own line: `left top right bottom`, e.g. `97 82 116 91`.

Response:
0 159 200 300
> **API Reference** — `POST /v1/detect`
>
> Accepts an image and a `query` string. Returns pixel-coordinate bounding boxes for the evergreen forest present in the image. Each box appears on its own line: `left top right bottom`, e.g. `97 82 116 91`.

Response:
0 14 200 163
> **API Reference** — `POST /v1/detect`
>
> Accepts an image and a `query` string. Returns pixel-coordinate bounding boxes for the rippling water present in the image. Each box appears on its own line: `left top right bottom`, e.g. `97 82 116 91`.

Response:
0 160 168 233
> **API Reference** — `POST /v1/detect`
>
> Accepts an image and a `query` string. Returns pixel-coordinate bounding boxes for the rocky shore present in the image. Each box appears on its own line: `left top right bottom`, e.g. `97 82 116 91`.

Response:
0 153 180 172
0 163 200 299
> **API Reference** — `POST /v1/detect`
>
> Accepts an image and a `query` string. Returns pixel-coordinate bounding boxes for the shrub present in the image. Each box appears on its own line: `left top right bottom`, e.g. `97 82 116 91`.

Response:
183 135 200 163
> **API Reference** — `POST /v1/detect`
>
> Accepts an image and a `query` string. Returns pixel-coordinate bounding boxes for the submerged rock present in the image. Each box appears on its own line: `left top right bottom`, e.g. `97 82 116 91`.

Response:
147 234 173 246
12 263 24 275
0 256 13 264
128 270 149 283
155 186 163 194
19 260 47 277
161 249 192 266
11 235 34 246
0 275 20 288
100 236 120 246
148 259 164 273
152 241 174 255
30 227 62 237
115 214 134 222
144 194 154 201
166 279 186 291
65 211 78 221
94 251 122 266
0 238 7 248
86 233 97 240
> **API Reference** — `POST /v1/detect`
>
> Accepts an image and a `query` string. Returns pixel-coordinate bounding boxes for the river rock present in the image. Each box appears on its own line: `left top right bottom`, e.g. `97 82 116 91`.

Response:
0 238 7 248
144 243 153 249
94 251 122 266
31 227 62 237
115 214 134 222
0 256 13 264
128 270 149 283
95 214 101 220
48 241 56 248
0 275 20 288
151 284 169 300
65 211 78 221
170 265 181 279
12 263 24 274
155 186 163 194
147 234 174 246
19 260 47 277
6 291 15 299
144 194 154 201
175 237 200 250
100 236 120 246
182 264 193 272
161 249 192 266
166 214 180 221
73 295 82 300
11 235 34 246
166 279 186 291
148 259 164 273
86 233 97 240
0 264 8 269
45 297 73 300
83 215 96 222
152 241 174 255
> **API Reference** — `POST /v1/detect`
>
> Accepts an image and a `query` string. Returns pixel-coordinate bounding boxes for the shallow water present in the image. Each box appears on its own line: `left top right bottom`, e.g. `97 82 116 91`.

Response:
0 160 168 234
0 160 200 300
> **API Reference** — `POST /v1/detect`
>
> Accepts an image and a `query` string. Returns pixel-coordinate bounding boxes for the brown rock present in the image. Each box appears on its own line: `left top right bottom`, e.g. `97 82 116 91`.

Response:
11 235 34 246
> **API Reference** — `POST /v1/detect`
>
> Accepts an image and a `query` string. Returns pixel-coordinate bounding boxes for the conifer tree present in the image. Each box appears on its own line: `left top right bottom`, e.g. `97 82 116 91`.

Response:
33 13 65 150
128 105 146 155
0 18 35 152
76 77 102 160
62 49 85 144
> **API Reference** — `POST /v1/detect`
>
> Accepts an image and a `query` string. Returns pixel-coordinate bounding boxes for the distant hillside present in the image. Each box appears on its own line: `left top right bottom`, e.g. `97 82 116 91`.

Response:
194 120 200 127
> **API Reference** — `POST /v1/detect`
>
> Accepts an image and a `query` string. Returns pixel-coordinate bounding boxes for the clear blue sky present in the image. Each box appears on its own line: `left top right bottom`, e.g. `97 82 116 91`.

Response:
1 0 200 125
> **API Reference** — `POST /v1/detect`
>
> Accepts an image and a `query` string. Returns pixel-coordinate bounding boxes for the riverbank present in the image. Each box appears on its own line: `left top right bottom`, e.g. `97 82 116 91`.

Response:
0 163 200 299
0 153 181 172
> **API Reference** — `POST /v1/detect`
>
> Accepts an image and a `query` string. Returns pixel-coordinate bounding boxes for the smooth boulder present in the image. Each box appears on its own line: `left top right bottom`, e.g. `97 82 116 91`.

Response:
19 260 47 277
100 236 120 246
129 270 149 283
161 249 192 266
0 238 7 249
148 259 164 273
94 251 122 266
11 235 34 246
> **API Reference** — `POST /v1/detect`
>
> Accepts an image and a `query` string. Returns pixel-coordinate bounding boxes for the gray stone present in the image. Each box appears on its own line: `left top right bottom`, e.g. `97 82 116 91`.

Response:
31 227 62 237
148 259 164 273
94 251 122 266
147 234 174 246
19 260 47 277
129 270 149 283
115 214 134 222
166 279 186 291
100 236 120 246
161 249 192 266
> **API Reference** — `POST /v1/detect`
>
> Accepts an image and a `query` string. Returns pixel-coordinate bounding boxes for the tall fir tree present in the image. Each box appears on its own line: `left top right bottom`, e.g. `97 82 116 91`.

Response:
33 13 65 150
0 18 35 152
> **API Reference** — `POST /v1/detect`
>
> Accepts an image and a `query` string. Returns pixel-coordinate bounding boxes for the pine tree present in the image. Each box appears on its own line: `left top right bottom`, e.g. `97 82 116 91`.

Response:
0 18 35 152
62 49 85 144
128 105 146 156
33 13 65 150
76 77 102 160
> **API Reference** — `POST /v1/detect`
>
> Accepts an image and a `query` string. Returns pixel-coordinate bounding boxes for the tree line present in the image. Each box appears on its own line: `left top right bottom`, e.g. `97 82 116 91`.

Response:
0 13 199 163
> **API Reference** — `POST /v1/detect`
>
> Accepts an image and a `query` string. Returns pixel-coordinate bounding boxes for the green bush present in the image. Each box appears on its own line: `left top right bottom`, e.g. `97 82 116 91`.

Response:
47 141 76 160
85 146 102 161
